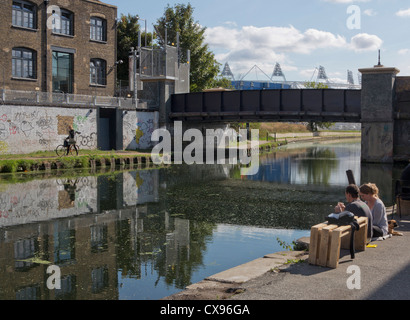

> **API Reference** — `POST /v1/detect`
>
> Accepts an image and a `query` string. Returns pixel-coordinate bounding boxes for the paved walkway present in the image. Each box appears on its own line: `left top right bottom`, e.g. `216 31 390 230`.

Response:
164 212 410 300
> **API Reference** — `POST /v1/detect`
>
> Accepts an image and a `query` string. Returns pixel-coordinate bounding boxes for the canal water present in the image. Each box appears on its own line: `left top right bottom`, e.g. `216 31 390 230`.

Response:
0 139 403 300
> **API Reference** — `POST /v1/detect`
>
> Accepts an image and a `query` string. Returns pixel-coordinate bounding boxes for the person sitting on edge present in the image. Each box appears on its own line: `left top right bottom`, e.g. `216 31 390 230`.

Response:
335 184 373 241
359 183 389 238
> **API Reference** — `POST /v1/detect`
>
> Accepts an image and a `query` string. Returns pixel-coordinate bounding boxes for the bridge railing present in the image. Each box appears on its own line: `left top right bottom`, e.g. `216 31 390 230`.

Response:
171 89 362 123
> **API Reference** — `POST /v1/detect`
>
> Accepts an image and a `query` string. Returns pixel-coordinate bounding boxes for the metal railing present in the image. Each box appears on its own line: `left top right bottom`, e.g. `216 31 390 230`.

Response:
0 89 137 109
139 46 180 79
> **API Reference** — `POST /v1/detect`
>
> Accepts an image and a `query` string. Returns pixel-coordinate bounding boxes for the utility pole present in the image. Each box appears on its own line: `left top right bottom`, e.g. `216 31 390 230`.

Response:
129 32 142 109
130 47 137 108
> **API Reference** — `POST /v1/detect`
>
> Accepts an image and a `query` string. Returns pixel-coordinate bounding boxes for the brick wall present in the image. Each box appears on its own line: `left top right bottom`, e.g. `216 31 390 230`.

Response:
0 0 117 96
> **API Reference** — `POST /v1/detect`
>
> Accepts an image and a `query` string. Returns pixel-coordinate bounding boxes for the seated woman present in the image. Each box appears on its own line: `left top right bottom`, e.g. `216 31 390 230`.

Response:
359 183 389 238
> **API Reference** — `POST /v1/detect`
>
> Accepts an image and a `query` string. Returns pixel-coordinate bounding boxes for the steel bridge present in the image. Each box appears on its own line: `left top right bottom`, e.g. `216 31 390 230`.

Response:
170 89 362 123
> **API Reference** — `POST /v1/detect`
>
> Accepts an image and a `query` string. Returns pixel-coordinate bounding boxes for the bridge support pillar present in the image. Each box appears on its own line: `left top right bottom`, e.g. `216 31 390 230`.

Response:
359 66 400 163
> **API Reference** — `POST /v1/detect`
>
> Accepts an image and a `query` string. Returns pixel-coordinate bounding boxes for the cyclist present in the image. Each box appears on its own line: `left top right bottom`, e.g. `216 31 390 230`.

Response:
65 125 81 155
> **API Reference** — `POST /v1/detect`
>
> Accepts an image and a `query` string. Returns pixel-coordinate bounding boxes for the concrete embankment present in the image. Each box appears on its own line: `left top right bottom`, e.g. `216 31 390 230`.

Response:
163 250 309 300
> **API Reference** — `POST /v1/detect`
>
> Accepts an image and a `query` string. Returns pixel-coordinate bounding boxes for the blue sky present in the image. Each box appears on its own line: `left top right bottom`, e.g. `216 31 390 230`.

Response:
112 0 410 84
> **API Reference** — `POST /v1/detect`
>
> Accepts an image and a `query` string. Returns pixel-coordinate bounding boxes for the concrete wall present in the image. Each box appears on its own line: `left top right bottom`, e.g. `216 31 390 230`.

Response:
359 66 399 163
0 104 98 154
0 104 159 154
395 77 410 162
134 111 159 150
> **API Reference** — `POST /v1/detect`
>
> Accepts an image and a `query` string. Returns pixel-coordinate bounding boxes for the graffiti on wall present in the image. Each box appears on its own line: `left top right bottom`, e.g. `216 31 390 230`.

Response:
0 141 9 154
78 133 97 148
0 106 97 154
135 118 155 149
0 106 157 154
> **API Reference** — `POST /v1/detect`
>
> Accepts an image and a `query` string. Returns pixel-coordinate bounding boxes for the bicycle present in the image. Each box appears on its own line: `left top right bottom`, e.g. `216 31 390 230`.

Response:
55 142 80 157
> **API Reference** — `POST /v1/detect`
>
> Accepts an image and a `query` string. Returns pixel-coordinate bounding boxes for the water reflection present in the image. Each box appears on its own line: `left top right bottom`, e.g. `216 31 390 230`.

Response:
0 140 405 300
245 140 361 186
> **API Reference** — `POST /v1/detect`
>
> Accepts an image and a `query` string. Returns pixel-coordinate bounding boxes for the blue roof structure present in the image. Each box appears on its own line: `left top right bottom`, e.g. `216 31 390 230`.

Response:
232 80 291 90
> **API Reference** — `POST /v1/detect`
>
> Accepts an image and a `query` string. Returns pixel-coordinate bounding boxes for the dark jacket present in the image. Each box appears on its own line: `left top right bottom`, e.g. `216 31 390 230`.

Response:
345 199 373 239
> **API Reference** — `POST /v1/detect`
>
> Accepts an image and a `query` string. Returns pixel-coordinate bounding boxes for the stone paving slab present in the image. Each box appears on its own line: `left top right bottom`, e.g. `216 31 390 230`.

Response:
205 251 307 285
205 258 283 284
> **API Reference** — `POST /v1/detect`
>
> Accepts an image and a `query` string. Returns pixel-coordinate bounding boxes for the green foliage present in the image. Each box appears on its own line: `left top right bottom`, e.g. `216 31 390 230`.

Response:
0 160 18 173
304 81 329 89
78 156 91 168
276 237 296 251
0 160 36 173
209 77 234 90
59 157 80 169
284 259 305 265
117 14 154 81
155 3 221 92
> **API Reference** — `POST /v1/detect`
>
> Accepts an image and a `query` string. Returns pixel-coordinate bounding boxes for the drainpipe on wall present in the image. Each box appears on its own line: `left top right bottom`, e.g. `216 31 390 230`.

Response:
43 0 49 93
114 10 118 97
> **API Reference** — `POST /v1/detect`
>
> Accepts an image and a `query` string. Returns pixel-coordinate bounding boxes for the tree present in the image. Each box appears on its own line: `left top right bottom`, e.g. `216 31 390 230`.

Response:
209 77 234 90
117 14 153 81
155 3 221 92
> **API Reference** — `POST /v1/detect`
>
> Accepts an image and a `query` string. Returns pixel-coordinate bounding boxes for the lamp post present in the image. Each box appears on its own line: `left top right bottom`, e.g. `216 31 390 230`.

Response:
136 16 147 48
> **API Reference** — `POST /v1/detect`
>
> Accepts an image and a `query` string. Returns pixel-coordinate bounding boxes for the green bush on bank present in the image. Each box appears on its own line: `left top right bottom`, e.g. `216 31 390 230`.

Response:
0 159 38 173
0 154 151 174
0 160 18 173
58 156 91 169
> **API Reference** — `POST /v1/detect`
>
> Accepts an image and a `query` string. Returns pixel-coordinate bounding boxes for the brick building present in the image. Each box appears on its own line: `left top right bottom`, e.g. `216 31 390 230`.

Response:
0 0 117 96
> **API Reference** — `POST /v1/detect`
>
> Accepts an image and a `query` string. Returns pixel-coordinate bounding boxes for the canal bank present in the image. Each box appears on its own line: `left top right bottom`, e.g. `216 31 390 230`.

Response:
0 150 155 174
164 208 410 301
0 131 361 174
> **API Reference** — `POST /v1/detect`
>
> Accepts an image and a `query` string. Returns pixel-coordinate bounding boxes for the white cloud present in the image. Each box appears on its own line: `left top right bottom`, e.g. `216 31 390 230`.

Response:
299 68 317 79
364 9 377 16
205 25 350 74
396 8 410 17
223 21 238 27
206 25 382 75
350 33 383 52
398 49 410 55
206 25 347 55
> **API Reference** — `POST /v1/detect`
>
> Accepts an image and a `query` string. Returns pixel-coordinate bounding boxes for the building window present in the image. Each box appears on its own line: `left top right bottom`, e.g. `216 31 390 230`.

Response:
90 224 108 253
52 51 74 93
14 238 39 271
91 266 109 294
12 48 36 79
90 17 106 42
52 9 74 36
12 0 36 29
53 220 75 264
90 59 106 85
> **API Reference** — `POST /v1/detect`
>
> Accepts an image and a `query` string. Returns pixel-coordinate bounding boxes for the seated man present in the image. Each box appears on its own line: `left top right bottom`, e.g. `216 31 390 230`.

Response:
335 184 373 241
